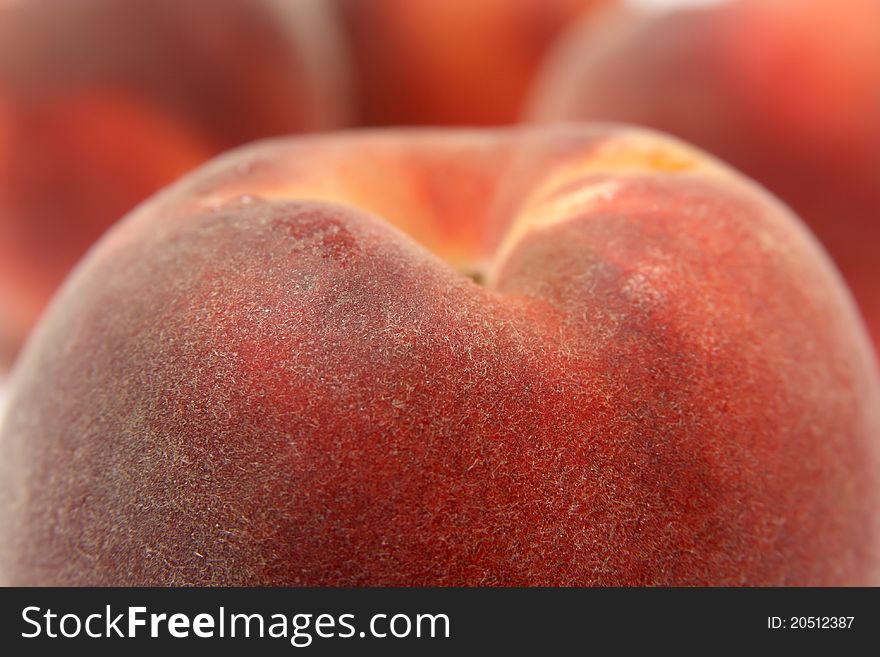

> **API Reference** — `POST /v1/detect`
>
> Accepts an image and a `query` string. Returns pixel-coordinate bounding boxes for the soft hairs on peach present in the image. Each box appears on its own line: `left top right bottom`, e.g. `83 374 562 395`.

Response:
0 125 878 585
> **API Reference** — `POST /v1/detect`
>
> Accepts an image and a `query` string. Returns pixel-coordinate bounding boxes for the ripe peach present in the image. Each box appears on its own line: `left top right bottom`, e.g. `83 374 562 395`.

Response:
335 0 610 126
527 0 880 345
0 0 351 366
0 125 878 585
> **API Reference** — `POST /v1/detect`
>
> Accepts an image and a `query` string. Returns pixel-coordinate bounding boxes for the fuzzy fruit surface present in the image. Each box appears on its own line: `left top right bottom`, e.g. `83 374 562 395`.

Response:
0 125 878 585
528 0 880 345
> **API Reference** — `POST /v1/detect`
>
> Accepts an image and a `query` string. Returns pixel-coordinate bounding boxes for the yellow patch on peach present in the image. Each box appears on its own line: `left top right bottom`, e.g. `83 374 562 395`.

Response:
489 130 734 284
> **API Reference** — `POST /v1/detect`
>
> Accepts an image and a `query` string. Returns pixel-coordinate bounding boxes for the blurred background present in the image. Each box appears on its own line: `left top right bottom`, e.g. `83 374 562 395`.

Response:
0 0 877 405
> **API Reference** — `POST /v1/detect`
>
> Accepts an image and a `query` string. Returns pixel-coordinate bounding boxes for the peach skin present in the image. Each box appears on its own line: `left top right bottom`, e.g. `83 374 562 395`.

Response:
528 0 880 346
0 125 877 585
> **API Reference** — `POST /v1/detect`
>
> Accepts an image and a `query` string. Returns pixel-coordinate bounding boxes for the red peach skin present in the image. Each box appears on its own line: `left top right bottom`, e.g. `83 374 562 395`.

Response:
527 0 880 346
0 0 351 367
0 125 878 585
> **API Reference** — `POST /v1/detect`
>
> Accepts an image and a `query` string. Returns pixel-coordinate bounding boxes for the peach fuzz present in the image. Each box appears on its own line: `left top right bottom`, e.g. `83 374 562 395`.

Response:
0 0 351 367
527 0 880 346
0 124 878 586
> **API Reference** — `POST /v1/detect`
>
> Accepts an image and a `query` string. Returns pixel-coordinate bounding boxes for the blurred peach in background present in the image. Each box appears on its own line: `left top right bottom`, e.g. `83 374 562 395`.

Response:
0 0 350 366
335 0 612 126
